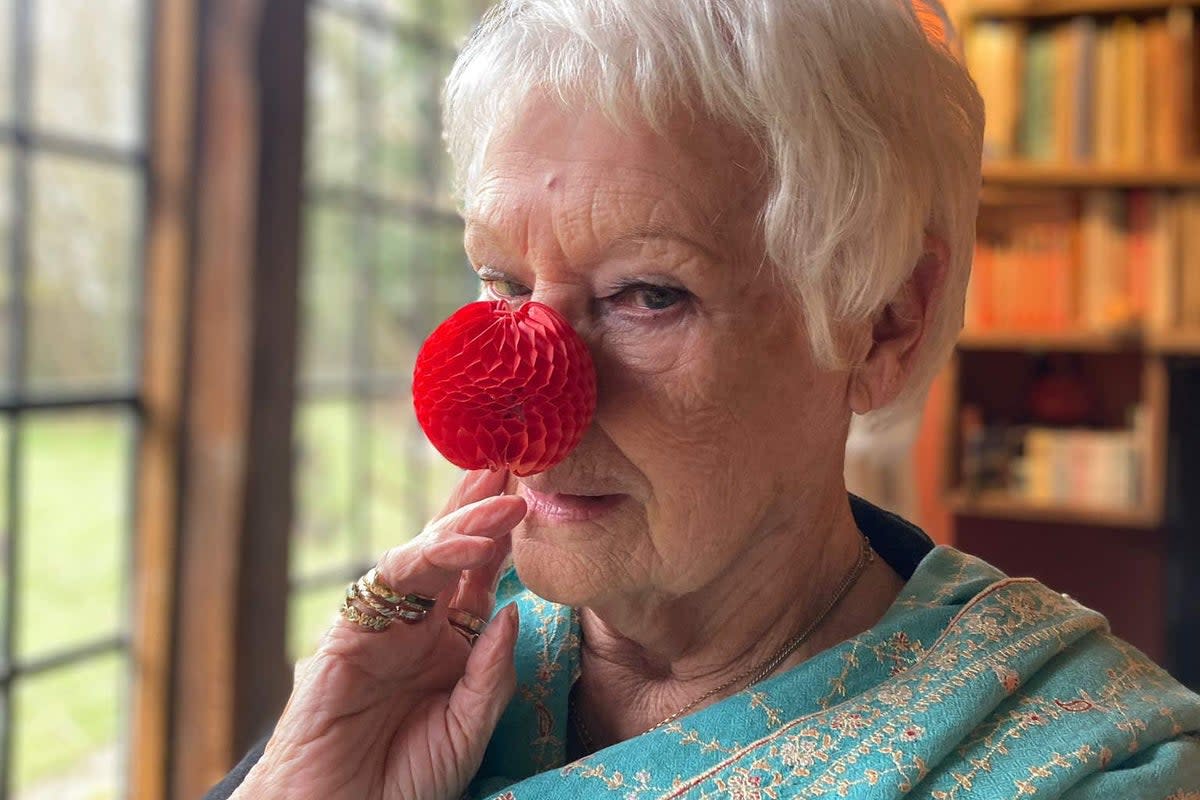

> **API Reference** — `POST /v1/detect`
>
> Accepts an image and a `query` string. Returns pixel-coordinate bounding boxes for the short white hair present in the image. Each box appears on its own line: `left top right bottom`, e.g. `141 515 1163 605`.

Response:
443 0 984 427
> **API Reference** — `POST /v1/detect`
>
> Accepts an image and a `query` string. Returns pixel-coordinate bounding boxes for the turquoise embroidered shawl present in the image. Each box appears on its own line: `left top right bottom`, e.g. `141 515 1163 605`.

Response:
469 546 1200 799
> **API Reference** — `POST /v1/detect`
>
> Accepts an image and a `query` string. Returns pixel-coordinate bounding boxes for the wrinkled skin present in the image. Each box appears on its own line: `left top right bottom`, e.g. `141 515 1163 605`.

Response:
466 97 865 643
233 93 940 796
232 469 528 800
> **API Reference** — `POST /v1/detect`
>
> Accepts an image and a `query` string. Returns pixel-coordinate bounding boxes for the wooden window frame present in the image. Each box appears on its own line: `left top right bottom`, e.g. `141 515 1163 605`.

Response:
133 1 306 797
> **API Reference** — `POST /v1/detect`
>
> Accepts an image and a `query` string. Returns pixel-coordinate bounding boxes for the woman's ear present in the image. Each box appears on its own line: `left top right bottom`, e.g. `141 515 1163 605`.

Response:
848 233 950 415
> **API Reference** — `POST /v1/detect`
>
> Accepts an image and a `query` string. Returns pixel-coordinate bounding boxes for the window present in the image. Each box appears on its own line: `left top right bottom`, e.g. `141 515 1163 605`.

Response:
290 0 493 658
0 0 151 796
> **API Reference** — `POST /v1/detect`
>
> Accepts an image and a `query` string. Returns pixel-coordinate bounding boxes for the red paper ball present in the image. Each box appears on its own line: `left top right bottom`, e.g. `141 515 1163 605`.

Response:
413 300 597 476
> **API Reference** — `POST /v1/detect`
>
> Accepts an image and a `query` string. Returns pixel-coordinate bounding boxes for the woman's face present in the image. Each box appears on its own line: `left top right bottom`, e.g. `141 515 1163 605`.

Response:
465 97 854 607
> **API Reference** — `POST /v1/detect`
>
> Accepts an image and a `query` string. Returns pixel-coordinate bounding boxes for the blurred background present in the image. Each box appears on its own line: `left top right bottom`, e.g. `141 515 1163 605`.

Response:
0 0 1197 798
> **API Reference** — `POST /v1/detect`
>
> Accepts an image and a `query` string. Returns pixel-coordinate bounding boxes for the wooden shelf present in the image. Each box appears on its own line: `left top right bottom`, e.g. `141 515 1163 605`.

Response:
946 491 1161 528
982 161 1200 187
1148 329 1200 355
958 329 1142 353
958 329 1200 355
971 0 1200 19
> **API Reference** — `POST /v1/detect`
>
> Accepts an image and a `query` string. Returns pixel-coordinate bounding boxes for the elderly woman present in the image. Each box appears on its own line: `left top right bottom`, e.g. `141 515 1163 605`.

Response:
210 1 1200 798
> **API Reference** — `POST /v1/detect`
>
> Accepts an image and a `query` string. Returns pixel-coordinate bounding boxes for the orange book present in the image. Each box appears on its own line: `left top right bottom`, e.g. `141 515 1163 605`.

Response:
1147 191 1180 331
1051 207 1081 330
976 192 1077 333
1166 7 1198 159
1127 190 1152 324
1094 23 1122 165
1115 17 1148 166
967 240 994 330
1181 192 1200 328
1145 17 1179 165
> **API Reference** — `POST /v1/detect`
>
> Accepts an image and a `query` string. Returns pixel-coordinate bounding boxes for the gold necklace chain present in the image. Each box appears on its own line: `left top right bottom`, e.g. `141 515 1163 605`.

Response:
571 534 875 753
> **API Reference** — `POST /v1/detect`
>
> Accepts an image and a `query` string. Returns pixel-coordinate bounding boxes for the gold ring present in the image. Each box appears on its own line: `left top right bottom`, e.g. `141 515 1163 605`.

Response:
362 568 437 612
350 582 424 623
447 607 488 645
339 597 392 632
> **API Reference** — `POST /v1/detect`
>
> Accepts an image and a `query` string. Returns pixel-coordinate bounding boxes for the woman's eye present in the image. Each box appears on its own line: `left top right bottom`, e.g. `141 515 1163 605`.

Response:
483 278 531 299
617 284 688 312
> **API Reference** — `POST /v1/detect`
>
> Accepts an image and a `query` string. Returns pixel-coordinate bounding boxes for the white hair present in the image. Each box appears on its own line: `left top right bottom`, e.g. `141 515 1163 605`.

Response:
443 0 984 428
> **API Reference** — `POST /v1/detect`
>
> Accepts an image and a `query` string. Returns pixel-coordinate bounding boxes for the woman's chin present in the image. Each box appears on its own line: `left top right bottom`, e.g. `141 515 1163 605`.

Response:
509 529 618 607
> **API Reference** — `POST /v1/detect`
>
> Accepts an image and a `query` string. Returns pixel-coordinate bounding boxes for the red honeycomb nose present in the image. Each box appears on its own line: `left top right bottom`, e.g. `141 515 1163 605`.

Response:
412 300 597 476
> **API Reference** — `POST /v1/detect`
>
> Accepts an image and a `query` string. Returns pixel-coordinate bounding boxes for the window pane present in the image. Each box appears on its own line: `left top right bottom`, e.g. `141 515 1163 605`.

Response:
365 32 433 200
307 8 360 187
27 155 138 396
368 399 428 556
17 412 128 660
373 218 426 376
374 220 470 375
433 0 490 46
0 147 11 399
292 400 359 579
32 0 143 146
0 0 12 124
0 418 9 638
13 652 125 798
301 204 359 385
288 582 344 661
433 222 473 308
369 0 429 27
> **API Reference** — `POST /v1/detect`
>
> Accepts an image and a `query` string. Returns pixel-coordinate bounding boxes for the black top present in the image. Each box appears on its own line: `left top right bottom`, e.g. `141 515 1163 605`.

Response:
202 494 935 799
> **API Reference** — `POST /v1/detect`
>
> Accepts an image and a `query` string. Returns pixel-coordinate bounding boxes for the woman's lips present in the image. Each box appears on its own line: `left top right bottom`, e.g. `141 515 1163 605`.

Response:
518 485 625 522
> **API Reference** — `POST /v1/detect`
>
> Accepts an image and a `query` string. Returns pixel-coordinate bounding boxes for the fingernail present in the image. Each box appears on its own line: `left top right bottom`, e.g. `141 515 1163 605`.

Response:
503 603 519 638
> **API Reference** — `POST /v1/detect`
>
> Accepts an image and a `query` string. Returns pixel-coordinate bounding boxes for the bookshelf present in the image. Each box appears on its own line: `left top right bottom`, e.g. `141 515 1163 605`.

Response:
936 0 1200 666
958 328 1200 354
983 161 1200 187
971 0 1200 20
956 329 1141 352
945 489 1162 527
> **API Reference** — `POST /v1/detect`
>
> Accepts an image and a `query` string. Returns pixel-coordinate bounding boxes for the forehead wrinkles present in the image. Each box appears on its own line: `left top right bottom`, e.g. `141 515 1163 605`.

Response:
469 155 726 264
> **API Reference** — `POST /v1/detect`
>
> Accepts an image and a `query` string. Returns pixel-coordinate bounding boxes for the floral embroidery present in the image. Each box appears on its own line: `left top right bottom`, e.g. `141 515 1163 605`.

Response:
877 684 914 707
829 711 870 736
776 732 827 772
471 548 1200 800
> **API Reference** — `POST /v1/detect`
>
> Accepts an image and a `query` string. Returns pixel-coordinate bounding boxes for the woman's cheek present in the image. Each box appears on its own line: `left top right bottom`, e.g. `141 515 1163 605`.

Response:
593 315 701 378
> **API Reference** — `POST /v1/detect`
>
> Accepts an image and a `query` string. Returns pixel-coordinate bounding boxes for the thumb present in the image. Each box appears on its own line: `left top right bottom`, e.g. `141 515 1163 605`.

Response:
446 604 520 761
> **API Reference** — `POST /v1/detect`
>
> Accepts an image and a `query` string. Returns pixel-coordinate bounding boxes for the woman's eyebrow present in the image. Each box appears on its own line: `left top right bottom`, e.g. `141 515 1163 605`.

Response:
604 223 721 262
463 219 721 264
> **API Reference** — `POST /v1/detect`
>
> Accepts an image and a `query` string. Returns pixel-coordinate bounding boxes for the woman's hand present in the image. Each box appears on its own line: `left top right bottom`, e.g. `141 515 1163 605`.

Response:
234 468 527 800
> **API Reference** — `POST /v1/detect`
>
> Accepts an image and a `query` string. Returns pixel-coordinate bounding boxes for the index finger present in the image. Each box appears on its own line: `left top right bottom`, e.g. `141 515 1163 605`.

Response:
435 468 509 520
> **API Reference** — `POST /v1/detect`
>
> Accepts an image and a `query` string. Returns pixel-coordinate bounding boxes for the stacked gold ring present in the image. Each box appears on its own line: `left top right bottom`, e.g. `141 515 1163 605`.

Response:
447 607 489 646
339 567 438 632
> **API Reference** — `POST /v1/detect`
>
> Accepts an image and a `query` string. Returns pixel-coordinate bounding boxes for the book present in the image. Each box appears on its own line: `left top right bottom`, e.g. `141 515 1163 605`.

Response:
1181 192 1200 328
1080 190 1127 330
1072 17 1098 163
970 191 1196 338
973 191 1078 332
1146 191 1181 331
1114 17 1148 166
1167 7 1198 160
965 12 1197 167
1146 16 1178 165
1021 28 1056 162
1094 22 1122 166
1001 423 1144 511
968 21 1025 160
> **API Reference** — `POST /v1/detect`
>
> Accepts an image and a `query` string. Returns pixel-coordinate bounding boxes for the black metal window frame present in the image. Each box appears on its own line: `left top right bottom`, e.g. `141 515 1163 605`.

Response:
290 0 480 612
0 0 154 796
